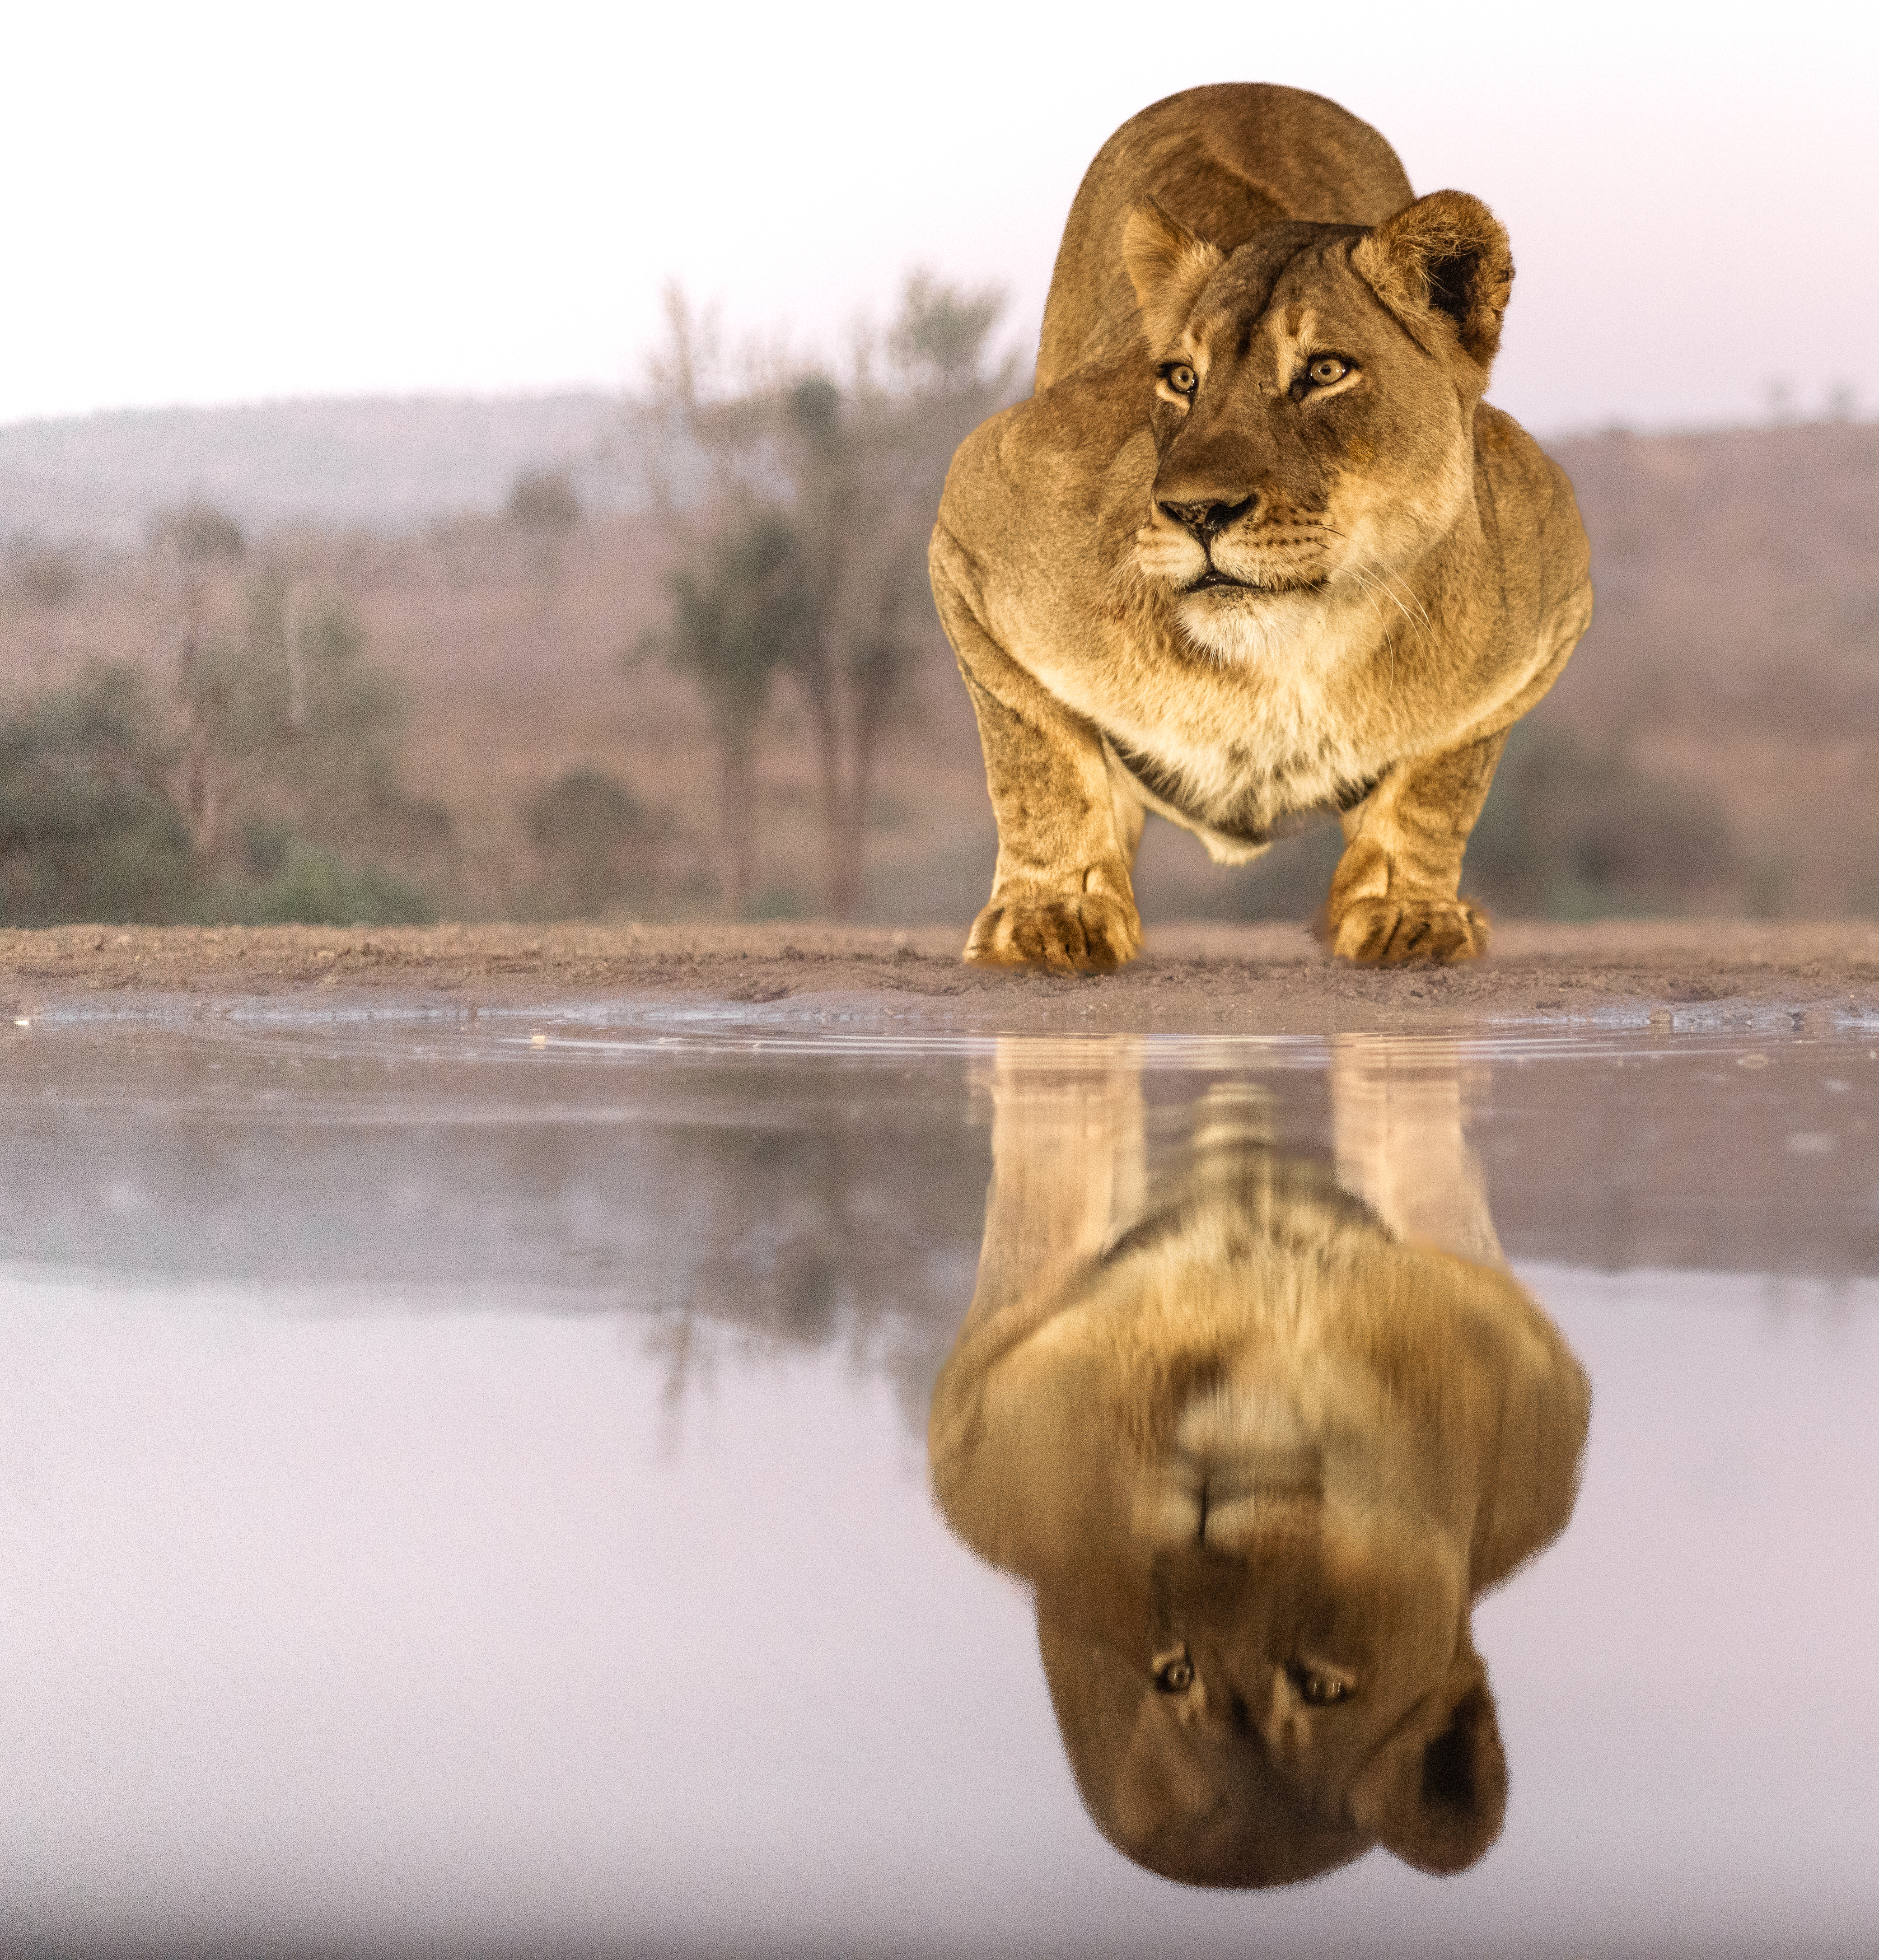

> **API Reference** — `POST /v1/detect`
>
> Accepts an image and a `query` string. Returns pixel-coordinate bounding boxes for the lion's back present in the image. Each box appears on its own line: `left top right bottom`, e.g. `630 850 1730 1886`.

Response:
1036 83 1415 389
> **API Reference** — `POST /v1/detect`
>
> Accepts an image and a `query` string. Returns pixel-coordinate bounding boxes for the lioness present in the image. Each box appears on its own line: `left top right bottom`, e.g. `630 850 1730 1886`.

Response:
929 1041 1589 1885
931 85 1592 967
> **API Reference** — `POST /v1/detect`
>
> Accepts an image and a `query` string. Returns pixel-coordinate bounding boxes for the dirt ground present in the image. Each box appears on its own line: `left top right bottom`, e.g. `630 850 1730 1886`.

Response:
4 917 1877 1034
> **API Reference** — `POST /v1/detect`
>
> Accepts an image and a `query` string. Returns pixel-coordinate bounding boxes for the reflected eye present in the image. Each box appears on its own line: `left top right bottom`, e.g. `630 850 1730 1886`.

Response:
1305 354 1351 389
1288 1662 1353 1706
1160 362 1198 398
1152 1648 1194 1693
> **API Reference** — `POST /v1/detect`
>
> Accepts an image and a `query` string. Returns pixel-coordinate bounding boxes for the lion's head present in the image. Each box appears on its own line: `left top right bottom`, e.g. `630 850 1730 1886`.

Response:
1121 193 1513 664
932 1128 1587 1887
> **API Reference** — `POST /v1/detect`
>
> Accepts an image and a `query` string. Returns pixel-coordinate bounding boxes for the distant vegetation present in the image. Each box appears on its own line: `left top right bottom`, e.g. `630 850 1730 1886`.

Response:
1466 722 1744 920
0 663 197 924
0 503 444 925
521 766 672 921
506 468 583 538
1 377 1874 930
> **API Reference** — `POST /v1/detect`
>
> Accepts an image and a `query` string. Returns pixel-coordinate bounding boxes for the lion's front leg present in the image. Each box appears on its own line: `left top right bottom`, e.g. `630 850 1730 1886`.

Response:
1326 729 1507 965
958 668 1143 971
932 540 1144 972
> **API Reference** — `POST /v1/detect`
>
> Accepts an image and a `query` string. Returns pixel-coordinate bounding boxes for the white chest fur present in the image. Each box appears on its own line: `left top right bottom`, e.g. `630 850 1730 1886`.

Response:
1097 584 1397 861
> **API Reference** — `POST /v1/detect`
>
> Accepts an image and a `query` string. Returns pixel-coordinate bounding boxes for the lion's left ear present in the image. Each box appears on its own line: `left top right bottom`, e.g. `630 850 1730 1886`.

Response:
1123 202 1227 353
1352 190 1513 370
1348 1643 1508 1874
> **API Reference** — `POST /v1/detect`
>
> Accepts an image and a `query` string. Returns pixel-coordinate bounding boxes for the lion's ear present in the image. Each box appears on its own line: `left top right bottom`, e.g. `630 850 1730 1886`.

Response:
1348 1644 1507 1874
1123 202 1226 353
1352 190 1513 370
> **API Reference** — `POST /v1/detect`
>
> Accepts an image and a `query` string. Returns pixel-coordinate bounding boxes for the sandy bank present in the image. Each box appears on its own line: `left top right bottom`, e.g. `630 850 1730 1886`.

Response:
3 918 1876 1034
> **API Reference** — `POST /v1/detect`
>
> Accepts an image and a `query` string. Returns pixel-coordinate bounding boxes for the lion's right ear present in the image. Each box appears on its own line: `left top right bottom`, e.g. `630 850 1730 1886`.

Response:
1123 203 1225 353
1351 190 1513 372
1348 1643 1507 1874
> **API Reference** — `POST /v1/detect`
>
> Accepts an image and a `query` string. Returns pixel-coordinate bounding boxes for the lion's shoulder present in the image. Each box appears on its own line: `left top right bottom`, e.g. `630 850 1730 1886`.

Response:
937 361 1154 563
1474 403 1595 637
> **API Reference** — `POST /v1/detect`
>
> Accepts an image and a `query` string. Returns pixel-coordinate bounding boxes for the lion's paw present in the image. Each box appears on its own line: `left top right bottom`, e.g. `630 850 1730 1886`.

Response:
965 892 1142 972
1330 897 1489 966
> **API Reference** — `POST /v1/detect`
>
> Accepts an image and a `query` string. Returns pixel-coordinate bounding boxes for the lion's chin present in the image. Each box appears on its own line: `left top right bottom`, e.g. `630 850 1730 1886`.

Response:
1175 582 1353 666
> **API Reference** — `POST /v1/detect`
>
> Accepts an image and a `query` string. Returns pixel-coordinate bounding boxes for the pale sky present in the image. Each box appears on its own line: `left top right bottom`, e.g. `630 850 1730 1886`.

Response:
4 0 1874 433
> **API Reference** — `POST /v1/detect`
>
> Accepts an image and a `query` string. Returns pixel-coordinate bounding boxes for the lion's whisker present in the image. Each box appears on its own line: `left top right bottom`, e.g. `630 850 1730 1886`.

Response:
1344 565 1400 689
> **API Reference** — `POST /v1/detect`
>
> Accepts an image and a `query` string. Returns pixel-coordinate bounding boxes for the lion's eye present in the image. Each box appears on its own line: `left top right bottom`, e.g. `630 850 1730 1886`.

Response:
1288 1662 1353 1706
1160 362 1198 398
1152 1648 1195 1694
1305 355 1351 388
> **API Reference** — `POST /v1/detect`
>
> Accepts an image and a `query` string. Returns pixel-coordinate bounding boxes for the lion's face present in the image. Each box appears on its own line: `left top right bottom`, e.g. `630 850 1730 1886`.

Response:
1128 1370 1469 1810
1038 1500 1481 1888
1122 194 1513 664
1020 1233 1499 1886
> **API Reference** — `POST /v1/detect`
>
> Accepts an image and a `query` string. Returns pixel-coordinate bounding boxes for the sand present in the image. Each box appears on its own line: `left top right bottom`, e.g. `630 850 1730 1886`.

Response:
3 917 1877 1034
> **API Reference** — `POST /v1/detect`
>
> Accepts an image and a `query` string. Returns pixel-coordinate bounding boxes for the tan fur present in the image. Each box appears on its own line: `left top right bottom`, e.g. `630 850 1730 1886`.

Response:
929 1040 1589 1886
932 86 1592 969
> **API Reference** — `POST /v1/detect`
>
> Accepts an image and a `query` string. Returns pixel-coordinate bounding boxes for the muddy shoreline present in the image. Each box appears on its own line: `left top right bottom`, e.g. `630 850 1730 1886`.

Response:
3 918 1876 1034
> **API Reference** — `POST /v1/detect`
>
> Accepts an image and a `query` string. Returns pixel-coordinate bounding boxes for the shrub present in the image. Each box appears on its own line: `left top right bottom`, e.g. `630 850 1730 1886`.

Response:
1465 720 1742 917
506 468 583 536
0 664 198 924
148 499 245 563
246 841 433 926
522 767 665 918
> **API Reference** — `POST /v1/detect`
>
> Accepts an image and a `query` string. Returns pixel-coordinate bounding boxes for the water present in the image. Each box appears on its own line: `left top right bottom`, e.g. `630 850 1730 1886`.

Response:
2 1007 1876 1957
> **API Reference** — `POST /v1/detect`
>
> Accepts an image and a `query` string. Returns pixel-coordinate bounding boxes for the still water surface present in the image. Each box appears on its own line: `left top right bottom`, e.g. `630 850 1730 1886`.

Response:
1 1009 1876 1957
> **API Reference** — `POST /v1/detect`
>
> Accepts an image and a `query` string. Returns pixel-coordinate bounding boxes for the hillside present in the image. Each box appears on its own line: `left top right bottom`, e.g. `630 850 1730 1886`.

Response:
1542 421 1879 916
0 393 667 545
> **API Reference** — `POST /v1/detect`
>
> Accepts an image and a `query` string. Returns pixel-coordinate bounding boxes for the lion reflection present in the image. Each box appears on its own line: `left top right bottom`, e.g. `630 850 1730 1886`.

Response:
929 1039 1587 1887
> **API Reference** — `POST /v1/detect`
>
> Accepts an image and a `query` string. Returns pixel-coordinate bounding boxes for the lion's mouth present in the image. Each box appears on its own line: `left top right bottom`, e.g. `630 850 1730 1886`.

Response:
1186 564 1328 597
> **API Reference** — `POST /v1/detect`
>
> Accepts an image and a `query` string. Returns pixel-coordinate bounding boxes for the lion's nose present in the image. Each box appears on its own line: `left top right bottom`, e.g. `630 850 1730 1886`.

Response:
1158 494 1257 540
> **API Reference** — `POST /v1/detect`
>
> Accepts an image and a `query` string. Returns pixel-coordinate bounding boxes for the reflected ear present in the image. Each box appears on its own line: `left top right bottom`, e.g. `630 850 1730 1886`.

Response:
1351 190 1513 370
1122 202 1226 353
1349 1645 1507 1874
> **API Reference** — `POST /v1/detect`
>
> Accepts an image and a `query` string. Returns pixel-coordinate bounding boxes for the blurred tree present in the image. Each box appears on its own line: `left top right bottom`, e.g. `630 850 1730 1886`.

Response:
4 545 82 610
233 581 453 917
647 510 810 913
646 271 1020 917
148 499 246 564
888 272 1006 389
0 548 448 926
507 466 585 598
146 497 254 856
782 281 1015 914
166 578 417 867
1464 720 1743 917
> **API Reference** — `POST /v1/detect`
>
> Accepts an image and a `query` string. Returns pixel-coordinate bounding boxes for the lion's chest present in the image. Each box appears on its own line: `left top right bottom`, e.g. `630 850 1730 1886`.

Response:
1107 700 1378 854
1048 608 1394 856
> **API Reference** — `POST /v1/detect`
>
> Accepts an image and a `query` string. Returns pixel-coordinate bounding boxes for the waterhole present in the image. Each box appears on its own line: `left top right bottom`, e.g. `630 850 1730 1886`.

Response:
2 1006 1874 1957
